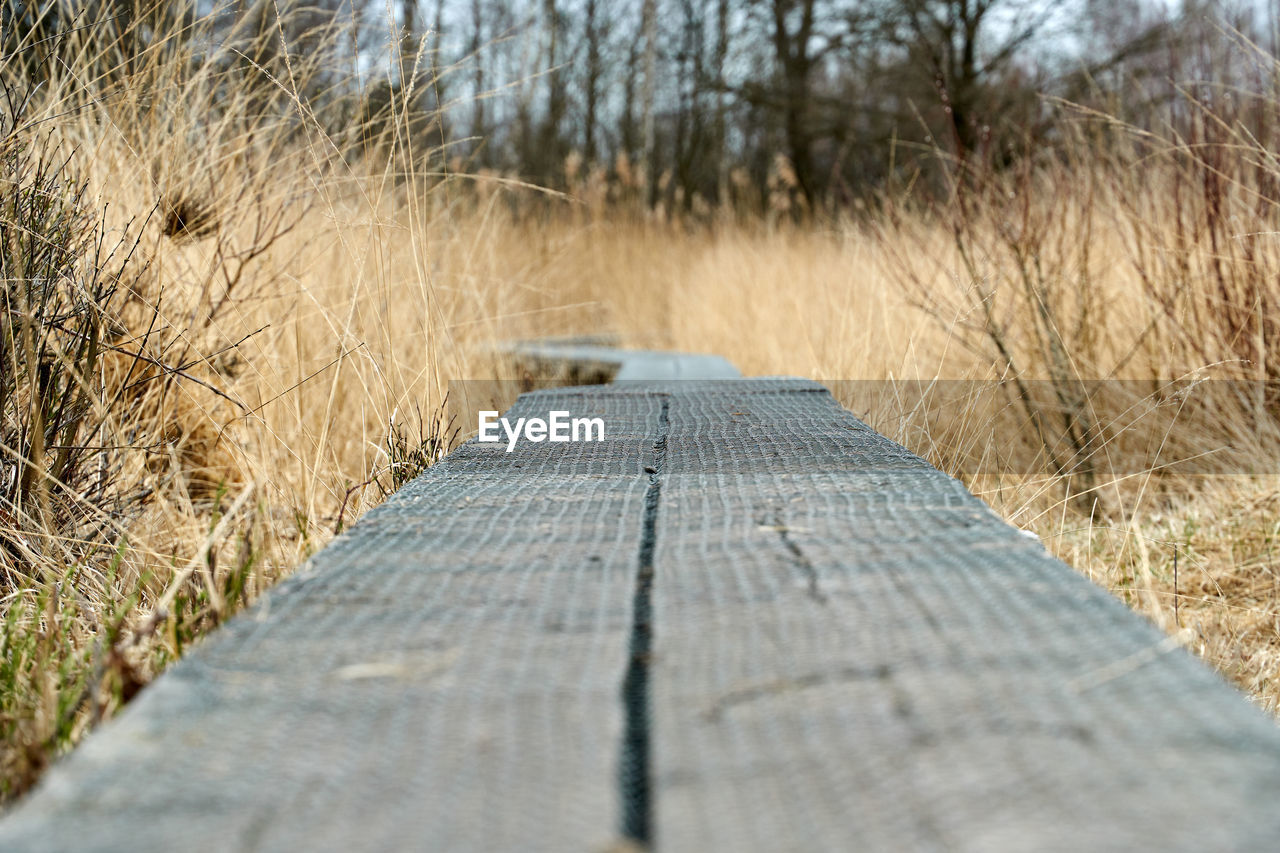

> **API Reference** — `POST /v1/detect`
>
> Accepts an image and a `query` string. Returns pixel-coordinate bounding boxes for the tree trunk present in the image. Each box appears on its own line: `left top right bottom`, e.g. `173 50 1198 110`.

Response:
401 0 419 90
641 0 658 206
584 0 601 162
771 0 818 204
470 0 486 153
714 0 730 209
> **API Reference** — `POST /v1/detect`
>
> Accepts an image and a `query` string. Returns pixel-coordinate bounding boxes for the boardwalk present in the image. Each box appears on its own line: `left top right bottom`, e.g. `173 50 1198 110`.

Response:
3 357 1280 851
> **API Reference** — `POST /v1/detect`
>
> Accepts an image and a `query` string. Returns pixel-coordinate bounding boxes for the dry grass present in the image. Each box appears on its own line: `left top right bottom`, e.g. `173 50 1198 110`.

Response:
475 209 1280 717
401 208 1280 721
5 0 1280 804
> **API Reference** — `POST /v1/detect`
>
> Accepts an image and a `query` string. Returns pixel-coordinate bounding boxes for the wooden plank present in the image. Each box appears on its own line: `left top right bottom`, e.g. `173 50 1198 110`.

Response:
503 339 741 381
0 388 665 852
648 381 1280 850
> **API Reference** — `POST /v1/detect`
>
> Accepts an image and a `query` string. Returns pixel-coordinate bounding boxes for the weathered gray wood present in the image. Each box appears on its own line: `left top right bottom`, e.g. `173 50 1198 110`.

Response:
649 382 1280 851
0 389 665 853
2 377 1280 852
503 338 741 380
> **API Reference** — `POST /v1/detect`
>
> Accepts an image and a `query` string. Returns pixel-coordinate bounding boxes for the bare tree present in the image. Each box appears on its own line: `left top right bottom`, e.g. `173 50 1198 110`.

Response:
714 0 731 206
469 0 487 145
641 0 658 204
888 0 1050 156
582 0 603 162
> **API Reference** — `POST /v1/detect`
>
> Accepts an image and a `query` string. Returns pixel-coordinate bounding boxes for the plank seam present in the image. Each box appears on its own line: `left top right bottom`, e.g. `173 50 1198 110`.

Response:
619 393 669 846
